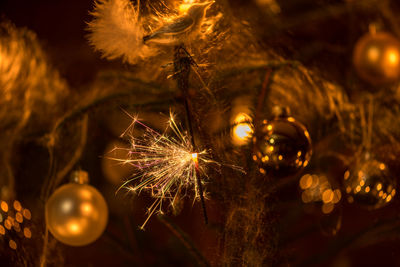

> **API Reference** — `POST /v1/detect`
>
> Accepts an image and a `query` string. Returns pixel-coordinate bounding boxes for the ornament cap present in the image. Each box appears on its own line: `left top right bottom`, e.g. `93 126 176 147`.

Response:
272 106 291 118
70 170 89 184
368 22 383 35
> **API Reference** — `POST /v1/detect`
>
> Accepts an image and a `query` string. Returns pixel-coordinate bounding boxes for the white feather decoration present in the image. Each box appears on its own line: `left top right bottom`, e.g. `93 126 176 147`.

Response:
87 0 157 64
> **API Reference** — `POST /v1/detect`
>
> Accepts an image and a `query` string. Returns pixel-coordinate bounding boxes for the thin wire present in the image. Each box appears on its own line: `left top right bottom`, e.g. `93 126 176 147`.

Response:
254 68 273 127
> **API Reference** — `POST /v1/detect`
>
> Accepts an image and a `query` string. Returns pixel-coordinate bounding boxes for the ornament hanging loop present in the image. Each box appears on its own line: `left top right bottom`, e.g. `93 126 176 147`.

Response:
70 170 89 185
271 106 291 119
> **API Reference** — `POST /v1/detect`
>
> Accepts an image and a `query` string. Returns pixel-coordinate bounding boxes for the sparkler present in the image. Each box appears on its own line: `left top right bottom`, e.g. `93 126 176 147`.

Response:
112 112 213 229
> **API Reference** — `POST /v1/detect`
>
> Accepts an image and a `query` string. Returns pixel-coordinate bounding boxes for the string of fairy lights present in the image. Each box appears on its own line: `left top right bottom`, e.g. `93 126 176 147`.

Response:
0 200 32 250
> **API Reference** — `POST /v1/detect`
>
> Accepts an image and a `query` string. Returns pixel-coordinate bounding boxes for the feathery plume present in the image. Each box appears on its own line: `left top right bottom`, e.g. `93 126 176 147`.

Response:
87 0 157 64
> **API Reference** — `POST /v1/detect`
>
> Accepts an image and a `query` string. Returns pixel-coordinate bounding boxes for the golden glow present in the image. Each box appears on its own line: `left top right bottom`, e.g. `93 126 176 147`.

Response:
261 155 269 162
297 160 303 167
391 189 396 196
23 209 31 220
386 49 399 65
61 200 73 213
15 212 23 223
344 170 350 180
378 191 384 197
79 189 93 200
367 46 380 62
332 189 341 204
68 222 82 234
365 186 370 193
278 155 283 161
266 124 272 131
233 123 253 144
232 113 254 145
23 227 32 238
4 219 11 230
1 201 8 212
13 200 22 211
376 183 382 191
234 113 247 124
322 189 334 203
299 174 312 189
81 203 93 215
235 123 253 138
386 195 392 202
360 180 365 187
0 225 5 235
311 175 319 188
300 173 341 211
379 163 386 170
191 153 198 163
179 0 195 14
322 203 334 214
355 185 361 193
259 168 266 174
9 240 17 250
287 117 295 122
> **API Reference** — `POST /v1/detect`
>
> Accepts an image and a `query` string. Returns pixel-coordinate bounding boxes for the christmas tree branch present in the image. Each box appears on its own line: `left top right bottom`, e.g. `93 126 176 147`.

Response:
41 81 175 199
213 61 300 84
157 214 211 267
299 216 400 266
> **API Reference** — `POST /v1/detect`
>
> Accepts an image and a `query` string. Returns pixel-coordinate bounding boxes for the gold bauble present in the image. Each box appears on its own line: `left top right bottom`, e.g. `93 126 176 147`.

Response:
344 155 396 210
353 32 400 85
45 176 108 246
253 114 312 177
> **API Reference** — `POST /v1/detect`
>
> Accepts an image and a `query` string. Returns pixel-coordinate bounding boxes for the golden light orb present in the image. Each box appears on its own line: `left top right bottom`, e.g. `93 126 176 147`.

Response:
353 32 400 85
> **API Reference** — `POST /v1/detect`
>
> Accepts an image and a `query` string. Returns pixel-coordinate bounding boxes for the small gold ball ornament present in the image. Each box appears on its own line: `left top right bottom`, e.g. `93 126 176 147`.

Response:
344 154 396 209
353 31 400 85
253 107 312 177
45 171 108 246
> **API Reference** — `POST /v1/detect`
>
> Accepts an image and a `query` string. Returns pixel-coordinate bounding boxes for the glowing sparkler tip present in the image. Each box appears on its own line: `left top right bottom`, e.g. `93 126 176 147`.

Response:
114 112 211 228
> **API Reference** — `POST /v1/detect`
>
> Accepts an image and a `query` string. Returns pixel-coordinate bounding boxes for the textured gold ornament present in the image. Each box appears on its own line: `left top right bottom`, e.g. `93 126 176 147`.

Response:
344 155 396 209
253 113 312 177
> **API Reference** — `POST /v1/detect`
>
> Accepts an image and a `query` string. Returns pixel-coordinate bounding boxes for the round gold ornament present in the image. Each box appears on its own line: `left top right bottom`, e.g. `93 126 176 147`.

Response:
344 154 396 209
45 171 108 246
353 31 400 85
253 111 312 177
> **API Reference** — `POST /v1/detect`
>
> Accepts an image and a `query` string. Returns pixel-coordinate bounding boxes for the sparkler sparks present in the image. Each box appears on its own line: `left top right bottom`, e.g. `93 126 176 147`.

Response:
111 112 213 229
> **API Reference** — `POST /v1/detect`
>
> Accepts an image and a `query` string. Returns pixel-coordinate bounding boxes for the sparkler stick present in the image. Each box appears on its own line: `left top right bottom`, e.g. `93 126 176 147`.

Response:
174 45 208 224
